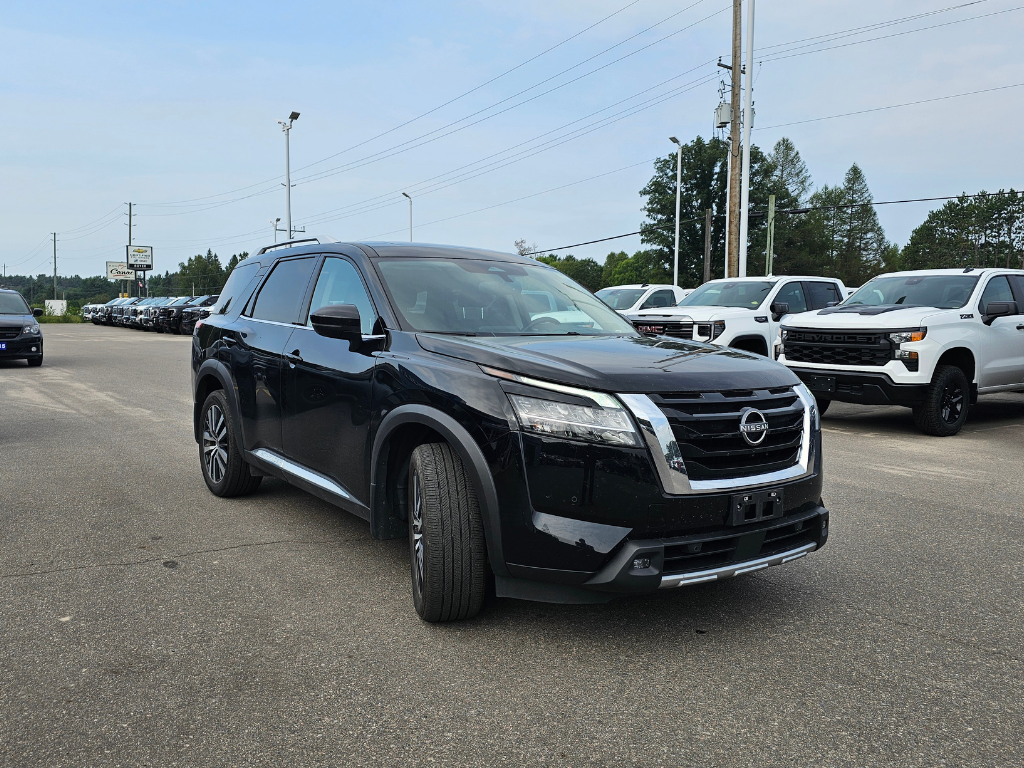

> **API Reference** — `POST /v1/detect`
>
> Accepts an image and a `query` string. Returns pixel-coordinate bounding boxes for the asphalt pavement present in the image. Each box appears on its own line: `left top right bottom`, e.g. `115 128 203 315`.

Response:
1 324 1022 767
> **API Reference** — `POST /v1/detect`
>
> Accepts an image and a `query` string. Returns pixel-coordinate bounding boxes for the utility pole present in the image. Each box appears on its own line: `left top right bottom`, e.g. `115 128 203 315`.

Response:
402 192 413 241
726 0 743 279
738 0 755 277
52 232 58 301
765 194 776 276
703 208 713 284
127 201 136 297
669 137 682 287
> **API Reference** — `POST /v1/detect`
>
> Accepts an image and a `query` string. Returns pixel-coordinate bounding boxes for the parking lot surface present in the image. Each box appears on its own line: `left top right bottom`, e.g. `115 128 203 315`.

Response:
1 324 1022 767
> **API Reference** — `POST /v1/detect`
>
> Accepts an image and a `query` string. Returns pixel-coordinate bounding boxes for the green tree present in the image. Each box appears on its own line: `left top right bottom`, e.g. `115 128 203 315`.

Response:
534 254 604 291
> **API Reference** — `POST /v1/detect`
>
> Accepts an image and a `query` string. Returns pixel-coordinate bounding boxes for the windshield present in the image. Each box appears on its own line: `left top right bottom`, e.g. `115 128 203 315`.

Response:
0 293 31 314
595 287 646 309
170 297 192 306
846 275 979 309
377 258 637 336
676 280 774 309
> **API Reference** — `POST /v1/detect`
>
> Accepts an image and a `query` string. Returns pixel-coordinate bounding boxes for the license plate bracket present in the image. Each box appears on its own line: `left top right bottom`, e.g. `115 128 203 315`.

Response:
729 488 784 526
804 375 836 394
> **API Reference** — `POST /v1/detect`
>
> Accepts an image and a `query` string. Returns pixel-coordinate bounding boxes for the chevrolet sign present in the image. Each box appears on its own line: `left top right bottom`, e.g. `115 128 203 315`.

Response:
126 245 154 270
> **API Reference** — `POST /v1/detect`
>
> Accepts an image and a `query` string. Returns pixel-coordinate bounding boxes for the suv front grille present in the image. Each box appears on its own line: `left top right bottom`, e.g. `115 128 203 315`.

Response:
634 320 693 339
649 387 804 481
661 513 821 575
0 326 21 339
784 329 891 367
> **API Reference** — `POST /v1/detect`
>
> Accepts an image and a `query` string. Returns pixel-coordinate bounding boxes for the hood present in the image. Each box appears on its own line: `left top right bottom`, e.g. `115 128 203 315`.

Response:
415 333 798 393
0 313 34 326
626 306 761 323
782 306 948 330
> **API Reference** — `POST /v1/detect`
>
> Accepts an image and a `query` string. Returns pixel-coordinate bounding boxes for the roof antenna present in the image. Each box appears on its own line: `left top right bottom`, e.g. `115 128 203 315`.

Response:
963 266 974 273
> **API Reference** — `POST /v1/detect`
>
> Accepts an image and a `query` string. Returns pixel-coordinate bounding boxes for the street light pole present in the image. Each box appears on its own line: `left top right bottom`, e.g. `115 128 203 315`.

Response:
669 137 682 288
402 192 412 242
270 217 282 243
276 111 300 239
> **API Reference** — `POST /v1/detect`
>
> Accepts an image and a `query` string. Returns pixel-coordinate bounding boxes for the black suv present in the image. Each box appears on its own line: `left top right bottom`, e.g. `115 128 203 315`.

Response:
178 295 219 335
0 289 44 366
192 241 828 621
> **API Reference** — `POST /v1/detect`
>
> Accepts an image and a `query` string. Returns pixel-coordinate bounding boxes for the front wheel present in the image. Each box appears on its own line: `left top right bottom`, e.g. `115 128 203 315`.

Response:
912 365 969 436
199 390 262 496
408 443 487 622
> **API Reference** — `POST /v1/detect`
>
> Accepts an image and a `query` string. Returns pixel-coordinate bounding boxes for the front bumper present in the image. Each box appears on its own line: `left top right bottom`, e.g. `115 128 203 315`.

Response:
0 336 43 358
789 367 927 406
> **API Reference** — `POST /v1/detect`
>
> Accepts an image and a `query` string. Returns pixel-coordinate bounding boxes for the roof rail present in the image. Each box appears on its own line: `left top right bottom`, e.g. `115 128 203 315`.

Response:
256 238 321 256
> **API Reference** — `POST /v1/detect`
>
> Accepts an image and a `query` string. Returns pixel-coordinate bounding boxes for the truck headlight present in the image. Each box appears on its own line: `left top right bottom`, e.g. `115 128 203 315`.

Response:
695 320 726 340
481 366 640 447
23 325 40 335
889 329 926 343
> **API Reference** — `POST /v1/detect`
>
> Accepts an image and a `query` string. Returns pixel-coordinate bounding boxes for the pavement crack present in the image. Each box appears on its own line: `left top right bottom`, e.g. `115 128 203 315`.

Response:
0 538 344 579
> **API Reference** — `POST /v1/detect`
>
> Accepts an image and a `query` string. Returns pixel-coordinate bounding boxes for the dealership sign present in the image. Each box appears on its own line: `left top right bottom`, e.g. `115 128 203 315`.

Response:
106 262 135 280
126 245 154 270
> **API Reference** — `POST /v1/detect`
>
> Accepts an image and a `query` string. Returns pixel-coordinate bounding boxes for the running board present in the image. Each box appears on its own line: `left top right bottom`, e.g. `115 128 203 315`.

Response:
248 448 369 520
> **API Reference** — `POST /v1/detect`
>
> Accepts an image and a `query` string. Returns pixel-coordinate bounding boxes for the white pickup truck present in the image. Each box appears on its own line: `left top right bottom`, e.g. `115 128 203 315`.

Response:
626 275 846 357
777 268 1024 436
595 284 690 315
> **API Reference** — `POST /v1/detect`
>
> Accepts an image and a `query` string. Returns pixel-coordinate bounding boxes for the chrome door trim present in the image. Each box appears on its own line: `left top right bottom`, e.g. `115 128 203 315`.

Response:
250 448 353 500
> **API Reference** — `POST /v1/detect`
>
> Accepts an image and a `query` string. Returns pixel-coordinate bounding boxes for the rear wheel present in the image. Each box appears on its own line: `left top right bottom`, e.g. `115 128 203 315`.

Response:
912 365 969 436
199 390 262 496
408 443 487 622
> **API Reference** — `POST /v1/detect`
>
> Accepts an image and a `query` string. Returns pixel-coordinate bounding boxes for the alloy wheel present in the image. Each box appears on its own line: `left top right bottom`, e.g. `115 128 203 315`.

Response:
940 382 964 424
411 469 425 590
203 404 228 484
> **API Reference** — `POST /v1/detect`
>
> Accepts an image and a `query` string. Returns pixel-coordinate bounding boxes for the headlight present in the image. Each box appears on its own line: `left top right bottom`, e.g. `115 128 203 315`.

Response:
780 328 789 340
889 329 926 343
481 366 640 447
794 383 820 431
695 320 726 340
24 325 40 335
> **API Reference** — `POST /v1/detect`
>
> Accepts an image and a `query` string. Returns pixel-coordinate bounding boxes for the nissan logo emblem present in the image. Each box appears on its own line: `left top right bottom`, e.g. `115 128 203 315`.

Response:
739 408 768 446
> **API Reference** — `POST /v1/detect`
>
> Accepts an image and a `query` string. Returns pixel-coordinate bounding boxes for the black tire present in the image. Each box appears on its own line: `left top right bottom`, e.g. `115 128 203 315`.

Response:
408 443 487 622
815 397 830 416
912 364 969 436
27 355 42 368
199 390 262 496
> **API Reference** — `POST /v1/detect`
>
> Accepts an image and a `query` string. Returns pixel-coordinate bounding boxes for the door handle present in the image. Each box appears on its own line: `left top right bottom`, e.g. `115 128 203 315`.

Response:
285 350 303 367
1017 324 1024 330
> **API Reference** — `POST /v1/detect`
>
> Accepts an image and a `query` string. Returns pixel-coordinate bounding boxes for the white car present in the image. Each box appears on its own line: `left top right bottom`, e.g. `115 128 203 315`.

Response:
777 268 1024 435
626 276 846 358
595 284 690 315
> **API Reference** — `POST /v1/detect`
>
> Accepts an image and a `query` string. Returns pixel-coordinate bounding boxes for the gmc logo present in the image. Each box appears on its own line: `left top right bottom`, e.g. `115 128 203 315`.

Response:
636 325 664 334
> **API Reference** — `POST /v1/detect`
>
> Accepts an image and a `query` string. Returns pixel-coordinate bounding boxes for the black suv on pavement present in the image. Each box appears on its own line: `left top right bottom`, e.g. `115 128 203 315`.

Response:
0 289 44 366
192 241 828 621
178 295 219 335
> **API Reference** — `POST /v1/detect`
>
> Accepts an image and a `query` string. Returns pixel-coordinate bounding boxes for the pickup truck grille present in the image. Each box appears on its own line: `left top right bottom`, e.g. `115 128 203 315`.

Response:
649 387 804 481
783 329 891 367
634 320 693 339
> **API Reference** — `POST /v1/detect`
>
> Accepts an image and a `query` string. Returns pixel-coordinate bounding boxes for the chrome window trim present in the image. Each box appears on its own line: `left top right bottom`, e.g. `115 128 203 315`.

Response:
659 542 817 588
618 386 815 495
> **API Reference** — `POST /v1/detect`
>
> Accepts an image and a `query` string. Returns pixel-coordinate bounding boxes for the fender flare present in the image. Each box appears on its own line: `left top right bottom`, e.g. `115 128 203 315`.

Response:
728 334 770 356
193 358 243 447
370 404 508 577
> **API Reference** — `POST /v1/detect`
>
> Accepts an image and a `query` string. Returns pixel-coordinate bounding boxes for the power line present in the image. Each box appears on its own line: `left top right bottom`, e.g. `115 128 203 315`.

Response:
755 81 1024 131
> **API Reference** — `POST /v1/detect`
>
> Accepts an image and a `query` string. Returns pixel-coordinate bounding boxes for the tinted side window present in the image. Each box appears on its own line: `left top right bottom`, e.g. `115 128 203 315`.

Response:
250 257 317 324
306 258 377 334
213 262 260 315
804 281 840 310
640 289 675 309
775 282 808 313
979 276 1016 314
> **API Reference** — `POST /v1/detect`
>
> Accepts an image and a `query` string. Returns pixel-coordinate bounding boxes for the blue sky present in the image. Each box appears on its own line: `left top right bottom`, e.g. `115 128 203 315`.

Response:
2 0 1022 278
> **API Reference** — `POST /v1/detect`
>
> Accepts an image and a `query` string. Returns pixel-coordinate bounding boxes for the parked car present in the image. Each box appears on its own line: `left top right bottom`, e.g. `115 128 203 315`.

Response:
0 289 44 366
96 297 126 325
627 276 846 358
595 284 691 315
192 241 828 622
140 297 175 331
155 296 199 334
179 295 219 335
113 297 141 326
777 268 1024 435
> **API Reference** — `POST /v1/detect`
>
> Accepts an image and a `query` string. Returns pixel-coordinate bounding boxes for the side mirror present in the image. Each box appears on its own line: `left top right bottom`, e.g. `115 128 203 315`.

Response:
825 301 839 308
770 302 789 321
983 301 1018 325
311 304 363 346
33 308 43 317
